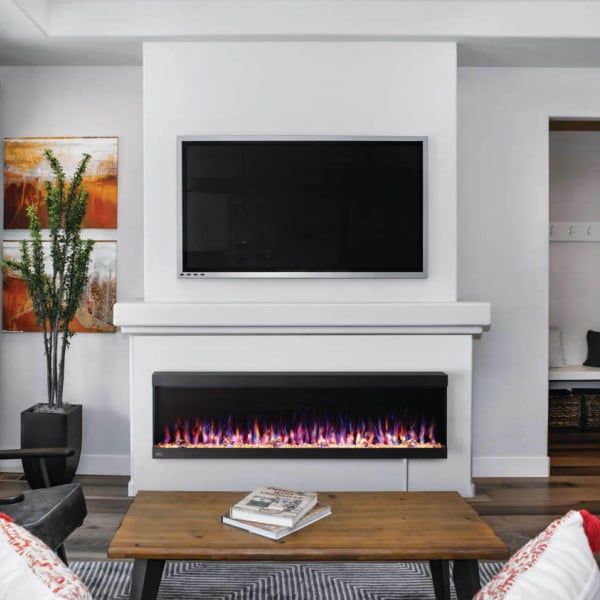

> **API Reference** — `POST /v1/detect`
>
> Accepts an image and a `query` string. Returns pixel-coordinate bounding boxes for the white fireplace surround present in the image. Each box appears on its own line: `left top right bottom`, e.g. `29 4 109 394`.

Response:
114 41 487 497
115 301 489 497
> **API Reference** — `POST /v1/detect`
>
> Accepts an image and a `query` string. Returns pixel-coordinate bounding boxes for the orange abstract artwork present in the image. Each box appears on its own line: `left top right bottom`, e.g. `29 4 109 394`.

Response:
3 137 118 229
2 241 117 333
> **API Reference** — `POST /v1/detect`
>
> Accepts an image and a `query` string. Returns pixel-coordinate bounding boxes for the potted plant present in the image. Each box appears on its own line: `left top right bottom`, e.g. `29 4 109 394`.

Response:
3 149 95 488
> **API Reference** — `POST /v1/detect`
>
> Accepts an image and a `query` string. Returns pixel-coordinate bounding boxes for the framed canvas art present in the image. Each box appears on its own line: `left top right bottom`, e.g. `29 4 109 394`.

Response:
2 241 117 333
3 137 118 229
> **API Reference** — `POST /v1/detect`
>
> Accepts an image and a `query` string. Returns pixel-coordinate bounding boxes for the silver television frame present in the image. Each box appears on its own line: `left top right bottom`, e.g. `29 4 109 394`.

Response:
177 135 428 279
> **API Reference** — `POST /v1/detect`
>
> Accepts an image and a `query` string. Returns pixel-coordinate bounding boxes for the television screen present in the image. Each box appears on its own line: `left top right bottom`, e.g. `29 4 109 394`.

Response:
180 138 426 277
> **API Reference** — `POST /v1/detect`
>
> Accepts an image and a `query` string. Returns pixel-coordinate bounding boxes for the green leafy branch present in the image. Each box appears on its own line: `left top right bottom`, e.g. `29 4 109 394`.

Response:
2 150 95 409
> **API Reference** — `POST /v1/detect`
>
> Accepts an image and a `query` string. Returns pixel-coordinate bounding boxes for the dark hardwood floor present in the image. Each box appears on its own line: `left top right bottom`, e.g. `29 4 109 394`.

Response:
549 431 600 475
471 476 600 554
1 472 599 560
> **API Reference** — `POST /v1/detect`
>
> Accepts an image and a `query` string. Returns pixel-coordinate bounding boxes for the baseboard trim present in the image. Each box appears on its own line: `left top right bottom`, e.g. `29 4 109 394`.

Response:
0 453 130 476
473 456 550 477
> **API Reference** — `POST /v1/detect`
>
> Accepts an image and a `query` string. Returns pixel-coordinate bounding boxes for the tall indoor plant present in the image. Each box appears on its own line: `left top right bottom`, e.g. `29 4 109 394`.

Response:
4 149 95 487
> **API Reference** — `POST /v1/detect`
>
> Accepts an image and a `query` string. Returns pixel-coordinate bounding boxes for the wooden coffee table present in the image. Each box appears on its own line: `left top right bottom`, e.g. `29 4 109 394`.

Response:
108 491 508 600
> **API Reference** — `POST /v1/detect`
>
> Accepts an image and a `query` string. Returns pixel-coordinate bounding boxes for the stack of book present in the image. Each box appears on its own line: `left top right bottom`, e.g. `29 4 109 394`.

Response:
222 487 332 540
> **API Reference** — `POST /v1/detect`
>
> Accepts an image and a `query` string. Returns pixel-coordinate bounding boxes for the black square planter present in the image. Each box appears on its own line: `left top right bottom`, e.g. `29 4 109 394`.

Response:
21 403 82 489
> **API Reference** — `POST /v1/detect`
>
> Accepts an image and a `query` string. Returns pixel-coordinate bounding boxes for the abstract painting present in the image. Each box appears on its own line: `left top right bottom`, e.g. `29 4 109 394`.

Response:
2 241 117 333
3 137 118 229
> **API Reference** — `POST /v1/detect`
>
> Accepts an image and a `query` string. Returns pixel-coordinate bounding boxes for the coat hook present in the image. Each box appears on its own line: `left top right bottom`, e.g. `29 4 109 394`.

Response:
568 225 574 236
550 224 554 236
588 225 593 236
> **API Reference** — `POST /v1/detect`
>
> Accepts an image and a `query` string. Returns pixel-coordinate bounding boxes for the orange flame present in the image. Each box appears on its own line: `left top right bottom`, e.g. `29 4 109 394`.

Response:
156 413 443 450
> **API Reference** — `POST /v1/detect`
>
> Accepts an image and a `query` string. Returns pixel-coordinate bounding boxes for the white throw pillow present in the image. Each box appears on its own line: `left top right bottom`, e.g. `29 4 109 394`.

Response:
549 327 566 368
0 513 91 600
475 510 600 600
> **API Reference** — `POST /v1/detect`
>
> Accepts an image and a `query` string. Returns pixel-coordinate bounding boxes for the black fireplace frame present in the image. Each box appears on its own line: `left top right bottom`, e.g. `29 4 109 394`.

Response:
152 372 447 459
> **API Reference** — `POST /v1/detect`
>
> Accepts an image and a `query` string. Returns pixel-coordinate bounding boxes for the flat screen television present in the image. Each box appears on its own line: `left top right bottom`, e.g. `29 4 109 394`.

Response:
178 136 427 278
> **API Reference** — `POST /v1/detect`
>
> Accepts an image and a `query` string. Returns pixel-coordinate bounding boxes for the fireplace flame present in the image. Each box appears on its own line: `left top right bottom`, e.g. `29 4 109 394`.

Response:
156 413 443 449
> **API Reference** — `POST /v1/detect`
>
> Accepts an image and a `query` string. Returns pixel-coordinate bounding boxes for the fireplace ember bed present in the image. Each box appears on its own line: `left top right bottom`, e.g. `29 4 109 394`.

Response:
153 372 447 459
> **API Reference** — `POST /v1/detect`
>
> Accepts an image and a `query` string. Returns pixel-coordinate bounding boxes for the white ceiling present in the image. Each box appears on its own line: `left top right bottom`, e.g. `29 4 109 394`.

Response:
0 0 140 65
5 0 600 67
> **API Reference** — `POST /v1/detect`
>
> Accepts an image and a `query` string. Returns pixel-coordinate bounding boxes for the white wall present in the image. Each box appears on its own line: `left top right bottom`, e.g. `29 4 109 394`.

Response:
459 68 600 476
143 41 457 303
549 131 600 365
0 67 143 473
7 60 592 480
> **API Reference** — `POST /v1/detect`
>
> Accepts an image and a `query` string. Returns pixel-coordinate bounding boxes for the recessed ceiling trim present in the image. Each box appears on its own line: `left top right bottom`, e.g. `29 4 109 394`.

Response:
14 0 600 40
13 0 50 34
9 0 600 67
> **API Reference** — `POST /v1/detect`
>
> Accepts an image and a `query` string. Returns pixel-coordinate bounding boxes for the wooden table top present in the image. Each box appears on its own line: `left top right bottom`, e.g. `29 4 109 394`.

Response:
108 491 509 562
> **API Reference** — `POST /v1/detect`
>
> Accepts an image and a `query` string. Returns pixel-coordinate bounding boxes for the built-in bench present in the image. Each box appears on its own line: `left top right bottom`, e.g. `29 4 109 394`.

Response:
550 365 600 383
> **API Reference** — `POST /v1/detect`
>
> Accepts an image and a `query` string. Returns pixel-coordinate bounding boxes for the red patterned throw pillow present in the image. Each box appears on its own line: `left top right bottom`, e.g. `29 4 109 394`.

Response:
475 510 600 599
0 513 91 600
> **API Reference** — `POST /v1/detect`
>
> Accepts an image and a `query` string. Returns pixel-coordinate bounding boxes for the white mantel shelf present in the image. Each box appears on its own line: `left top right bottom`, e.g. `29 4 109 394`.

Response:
113 301 491 335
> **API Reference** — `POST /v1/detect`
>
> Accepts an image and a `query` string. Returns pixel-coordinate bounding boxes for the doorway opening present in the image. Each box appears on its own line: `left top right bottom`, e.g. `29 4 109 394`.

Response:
549 119 600 475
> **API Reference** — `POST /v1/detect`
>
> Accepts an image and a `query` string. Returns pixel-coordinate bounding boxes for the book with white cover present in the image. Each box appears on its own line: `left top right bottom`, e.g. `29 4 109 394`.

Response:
223 504 332 540
230 487 318 527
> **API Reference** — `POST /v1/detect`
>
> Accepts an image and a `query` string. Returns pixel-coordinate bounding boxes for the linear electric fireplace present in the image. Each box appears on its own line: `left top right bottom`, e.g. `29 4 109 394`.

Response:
153 372 447 459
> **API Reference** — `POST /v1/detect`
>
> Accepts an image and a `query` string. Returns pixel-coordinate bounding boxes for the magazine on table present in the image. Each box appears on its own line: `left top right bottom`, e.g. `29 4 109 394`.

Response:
223 504 332 540
230 487 318 527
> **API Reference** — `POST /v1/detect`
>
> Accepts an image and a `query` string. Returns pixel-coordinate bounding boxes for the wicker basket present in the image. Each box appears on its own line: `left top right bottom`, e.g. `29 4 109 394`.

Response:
574 388 600 431
549 389 582 429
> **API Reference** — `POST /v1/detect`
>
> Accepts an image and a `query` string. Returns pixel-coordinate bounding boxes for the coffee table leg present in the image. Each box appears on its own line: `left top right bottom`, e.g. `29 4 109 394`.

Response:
130 559 165 600
453 560 481 600
429 560 451 600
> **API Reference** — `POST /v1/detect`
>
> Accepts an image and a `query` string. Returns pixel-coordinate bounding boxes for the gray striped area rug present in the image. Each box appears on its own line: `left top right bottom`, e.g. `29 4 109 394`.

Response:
71 561 503 600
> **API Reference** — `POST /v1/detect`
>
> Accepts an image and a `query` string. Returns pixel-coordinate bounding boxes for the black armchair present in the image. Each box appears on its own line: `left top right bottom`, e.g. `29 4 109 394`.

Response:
0 448 87 564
